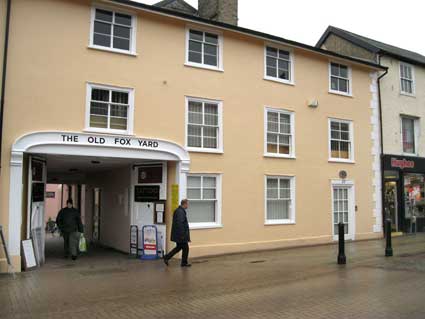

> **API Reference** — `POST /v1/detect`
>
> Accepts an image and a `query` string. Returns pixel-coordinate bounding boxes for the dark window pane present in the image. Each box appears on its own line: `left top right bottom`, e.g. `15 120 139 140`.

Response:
340 123 349 132
115 13 132 26
93 33 111 47
204 44 217 56
266 46 278 57
278 50 290 60
189 30 203 41
96 9 113 22
94 21 111 35
278 60 289 71
339 65 348 78
331 77 338 90
90 102 108 115
92 89 109 102
189 51 202 63
110 104 128 117
267 66 277 77
205 33 218 44
266 56 276 67
278 69 289 80
331 63 339 76
339 79 348 93
112 91 128 104
113 37 130 50
113 25 130 39
204 54 217 66
189 40 202 53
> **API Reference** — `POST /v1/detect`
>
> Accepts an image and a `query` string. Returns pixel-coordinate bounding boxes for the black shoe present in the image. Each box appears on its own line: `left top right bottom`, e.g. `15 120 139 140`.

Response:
163 257 169 266
71 256 77 261
181 263 192 267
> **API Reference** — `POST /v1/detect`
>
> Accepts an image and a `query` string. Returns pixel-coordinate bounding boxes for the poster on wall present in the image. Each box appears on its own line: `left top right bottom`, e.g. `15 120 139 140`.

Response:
171 184 179 212
141 225 158 260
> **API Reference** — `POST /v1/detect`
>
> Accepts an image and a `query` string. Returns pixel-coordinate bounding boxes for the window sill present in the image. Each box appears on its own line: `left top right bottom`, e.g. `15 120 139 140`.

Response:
264 153 296 159
328 90 353 98
328 158 355 164
187 147 224 154
400 92 416 98
189 223 223 230
83 128 134 136
88 45 138 57
265 220 295 226
264 76 295 86
184 62 224 73
402 152 418 157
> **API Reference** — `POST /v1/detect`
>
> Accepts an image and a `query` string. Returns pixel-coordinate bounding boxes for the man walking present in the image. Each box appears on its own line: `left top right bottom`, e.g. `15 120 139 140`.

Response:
56 199 83 260
164 199 191 267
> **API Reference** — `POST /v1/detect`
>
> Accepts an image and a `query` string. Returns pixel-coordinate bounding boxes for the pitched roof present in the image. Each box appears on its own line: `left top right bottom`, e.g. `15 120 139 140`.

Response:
106 0 385 70
154 0 197 15
316 26 425 66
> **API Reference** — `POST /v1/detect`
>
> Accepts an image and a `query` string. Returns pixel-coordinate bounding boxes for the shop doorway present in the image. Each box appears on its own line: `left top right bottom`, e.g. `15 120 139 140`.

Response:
384 181 399 232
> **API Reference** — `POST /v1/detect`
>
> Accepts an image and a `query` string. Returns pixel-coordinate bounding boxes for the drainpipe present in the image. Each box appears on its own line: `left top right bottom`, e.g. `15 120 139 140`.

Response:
0 0 12 169
377 54 389 234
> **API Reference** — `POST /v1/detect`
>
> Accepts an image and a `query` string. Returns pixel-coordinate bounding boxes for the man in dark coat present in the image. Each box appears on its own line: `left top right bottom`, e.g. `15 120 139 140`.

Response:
163 199 191 267
56 199 83 260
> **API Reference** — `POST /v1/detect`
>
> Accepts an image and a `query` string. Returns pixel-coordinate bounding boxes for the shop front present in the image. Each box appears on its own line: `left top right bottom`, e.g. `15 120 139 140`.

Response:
383 155 425 233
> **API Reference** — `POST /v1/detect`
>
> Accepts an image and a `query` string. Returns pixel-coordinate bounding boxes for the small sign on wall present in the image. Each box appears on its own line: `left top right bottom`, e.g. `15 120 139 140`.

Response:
134 186 160 202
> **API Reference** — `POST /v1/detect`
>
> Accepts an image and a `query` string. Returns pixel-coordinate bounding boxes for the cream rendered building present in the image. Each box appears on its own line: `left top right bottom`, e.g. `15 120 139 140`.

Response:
0 0 384 272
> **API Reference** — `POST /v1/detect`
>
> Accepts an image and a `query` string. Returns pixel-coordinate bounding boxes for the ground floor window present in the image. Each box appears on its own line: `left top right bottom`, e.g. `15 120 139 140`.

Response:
186 174 222 228
403 174 425 232
265 176 295 224
332 187 349 236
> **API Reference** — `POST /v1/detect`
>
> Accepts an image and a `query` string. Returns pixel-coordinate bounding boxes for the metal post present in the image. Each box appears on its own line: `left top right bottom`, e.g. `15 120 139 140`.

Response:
385 219 393 257
337 222 346 265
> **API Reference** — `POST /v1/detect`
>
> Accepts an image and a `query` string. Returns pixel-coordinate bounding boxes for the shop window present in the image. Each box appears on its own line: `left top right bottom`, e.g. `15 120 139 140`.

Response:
186 28 222 70
186 174 222 228
265 176 295 224
404 174 425 233
90 7 136 54
264 46 293 84
86 83 134 134
186 97 223 153
329 119 354 162
265 108 295 158
329 62 351 95
400 63 415 95
401 116 417 154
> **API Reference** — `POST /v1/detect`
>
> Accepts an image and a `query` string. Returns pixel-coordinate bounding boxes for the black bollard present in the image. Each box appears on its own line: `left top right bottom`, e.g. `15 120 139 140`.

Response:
337 222 346 265
385 219 393 257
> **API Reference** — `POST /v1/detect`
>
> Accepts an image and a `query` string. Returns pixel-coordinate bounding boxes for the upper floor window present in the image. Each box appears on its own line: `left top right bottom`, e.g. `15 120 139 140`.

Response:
265 176 295 224
90 8 136 54
329 119 354 162
400 63 415 95
401 116 417 154
186 97 223 153
264 46 293 84
86 83 134 134
264 108 295 158
186 28 222 70
329 62 351 95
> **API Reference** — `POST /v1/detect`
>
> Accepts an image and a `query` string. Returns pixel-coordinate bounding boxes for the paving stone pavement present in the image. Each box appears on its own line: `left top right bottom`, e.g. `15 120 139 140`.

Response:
1 235 425 319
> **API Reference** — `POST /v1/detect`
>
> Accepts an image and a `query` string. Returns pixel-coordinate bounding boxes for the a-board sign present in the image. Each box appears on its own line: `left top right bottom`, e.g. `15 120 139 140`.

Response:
130 225 138 257
134 186 160 202
22 239 37 270
141 225 158 260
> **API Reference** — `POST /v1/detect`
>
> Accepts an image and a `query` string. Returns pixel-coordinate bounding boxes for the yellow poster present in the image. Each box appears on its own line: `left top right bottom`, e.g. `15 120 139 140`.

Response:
171 184 179 213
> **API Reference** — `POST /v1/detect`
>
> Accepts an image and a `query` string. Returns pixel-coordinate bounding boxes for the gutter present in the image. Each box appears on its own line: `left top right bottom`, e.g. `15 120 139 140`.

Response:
0 0 12 169
377 54 389 234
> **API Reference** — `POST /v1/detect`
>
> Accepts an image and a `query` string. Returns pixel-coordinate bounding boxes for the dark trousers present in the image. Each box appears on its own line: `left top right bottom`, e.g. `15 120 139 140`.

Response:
165 243 189 265
63 232 79 257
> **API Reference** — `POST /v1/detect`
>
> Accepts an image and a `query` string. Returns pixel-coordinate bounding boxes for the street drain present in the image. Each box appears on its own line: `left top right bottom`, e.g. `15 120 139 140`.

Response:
250 260 266 264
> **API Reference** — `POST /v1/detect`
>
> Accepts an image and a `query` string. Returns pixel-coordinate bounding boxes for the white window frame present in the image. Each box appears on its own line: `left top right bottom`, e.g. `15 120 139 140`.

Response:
185 96 224 154
185 25 224 72
263 44 295 85
89 6 137 56
264 107 296 158
400 115 419 156
264 175 296 225
399 62 416 96
328 118 355 163
328 62 352 96
85 82 135 135
331 180 355 241
186 173 223 229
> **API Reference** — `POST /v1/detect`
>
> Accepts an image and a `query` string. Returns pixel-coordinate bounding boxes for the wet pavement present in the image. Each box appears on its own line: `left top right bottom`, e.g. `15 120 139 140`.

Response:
1 234 425 319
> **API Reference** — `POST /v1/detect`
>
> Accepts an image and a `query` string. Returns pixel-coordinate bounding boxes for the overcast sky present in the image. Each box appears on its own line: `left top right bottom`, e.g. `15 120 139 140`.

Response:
137 0 425 56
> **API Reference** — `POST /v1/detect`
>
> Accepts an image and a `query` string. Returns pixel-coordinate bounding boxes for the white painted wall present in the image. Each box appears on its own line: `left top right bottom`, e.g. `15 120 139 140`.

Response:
380 56 425 156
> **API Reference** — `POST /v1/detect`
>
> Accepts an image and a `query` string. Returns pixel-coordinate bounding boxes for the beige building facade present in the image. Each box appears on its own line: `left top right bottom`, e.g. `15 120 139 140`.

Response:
0 0 383 272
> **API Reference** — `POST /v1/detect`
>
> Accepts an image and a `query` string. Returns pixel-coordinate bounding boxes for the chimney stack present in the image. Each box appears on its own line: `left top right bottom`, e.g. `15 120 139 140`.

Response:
198 0 238 25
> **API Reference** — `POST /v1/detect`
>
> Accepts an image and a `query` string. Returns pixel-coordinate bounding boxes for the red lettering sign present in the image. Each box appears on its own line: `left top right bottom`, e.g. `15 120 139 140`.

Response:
391 158 415 169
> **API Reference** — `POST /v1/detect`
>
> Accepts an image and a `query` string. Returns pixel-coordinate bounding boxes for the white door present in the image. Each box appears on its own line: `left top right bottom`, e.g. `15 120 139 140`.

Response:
332 184 355 240
27 157 47 265
133 202 155 250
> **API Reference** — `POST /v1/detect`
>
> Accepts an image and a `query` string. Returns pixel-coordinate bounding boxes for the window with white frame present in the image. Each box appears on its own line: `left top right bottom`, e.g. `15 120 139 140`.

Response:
265 108 294 157
87 84 133 133
400 63 415 95
187 175 221 226
266 176 295 223
186 98 222 151
401 116 417 154
91 8 135 52
329 62 350 94
329 119 353 161
187 29 221 68
265 46 292 82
